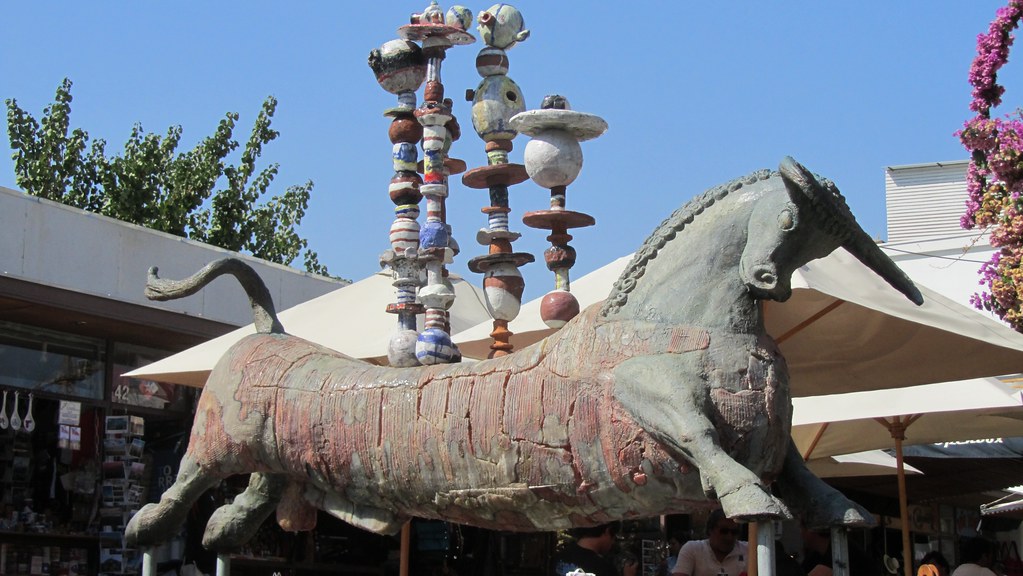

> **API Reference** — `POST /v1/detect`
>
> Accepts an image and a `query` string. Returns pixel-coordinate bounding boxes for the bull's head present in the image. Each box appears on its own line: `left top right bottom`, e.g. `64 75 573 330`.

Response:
740 157 923 305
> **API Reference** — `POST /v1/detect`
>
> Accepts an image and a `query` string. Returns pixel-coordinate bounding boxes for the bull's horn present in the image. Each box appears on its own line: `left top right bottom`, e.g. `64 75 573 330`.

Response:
779 157 924 306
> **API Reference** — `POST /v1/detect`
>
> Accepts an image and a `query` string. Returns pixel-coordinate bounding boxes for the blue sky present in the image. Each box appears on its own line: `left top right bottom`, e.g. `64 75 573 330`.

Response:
2 2 1020 301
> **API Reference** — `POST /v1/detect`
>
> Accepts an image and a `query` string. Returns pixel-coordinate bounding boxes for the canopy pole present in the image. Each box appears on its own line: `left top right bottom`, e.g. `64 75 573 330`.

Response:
801 422 830 461
775 300 844 344
400 520 411 576
893 426 912 576
748 522 758 576
878 415 921 576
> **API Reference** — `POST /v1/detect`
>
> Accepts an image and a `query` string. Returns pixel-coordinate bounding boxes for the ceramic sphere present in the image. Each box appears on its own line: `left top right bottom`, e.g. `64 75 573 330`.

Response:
478 4 529 50
388 330 421 367
523 130 583 189
416 328 457 365
483 262 525 321
471 75 525 142
368 40 426 95
446 6 473 30
540 289 580 329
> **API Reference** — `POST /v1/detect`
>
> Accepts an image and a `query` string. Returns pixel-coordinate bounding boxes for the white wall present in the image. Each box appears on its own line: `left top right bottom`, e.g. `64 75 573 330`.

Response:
884 161 995 312
0 186 345 327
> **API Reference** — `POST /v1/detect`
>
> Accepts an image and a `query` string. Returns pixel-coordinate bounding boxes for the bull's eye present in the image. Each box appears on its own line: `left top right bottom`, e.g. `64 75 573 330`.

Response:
779 208 796 231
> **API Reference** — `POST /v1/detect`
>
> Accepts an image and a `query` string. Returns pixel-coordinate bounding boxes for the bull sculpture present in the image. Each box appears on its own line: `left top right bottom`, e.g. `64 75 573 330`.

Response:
126 157 923 551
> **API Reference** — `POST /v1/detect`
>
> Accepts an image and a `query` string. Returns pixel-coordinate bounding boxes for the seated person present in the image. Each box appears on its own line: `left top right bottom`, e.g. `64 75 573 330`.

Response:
672 509 747 576
553 522 638 576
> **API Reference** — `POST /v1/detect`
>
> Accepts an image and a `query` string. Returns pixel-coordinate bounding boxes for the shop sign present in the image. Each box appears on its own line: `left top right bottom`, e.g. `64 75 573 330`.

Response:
910 504 937 534
58 400 81 425
881 506 937 534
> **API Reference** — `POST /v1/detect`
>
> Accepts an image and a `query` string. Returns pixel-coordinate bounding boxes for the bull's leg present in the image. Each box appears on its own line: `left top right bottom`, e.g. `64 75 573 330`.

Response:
126 454 223 546
203 472 287 551
774 440 873 528
612 354 789 521
313 489 408 535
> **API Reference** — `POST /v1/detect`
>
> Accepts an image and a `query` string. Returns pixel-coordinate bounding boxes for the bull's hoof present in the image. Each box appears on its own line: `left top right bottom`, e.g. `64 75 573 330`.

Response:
125 503 163 546
203 504 270 551
720 483 792 522
803 493 875 529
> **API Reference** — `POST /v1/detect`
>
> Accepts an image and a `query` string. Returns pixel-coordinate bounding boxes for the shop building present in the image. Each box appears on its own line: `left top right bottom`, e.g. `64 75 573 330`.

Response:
0 185 344 575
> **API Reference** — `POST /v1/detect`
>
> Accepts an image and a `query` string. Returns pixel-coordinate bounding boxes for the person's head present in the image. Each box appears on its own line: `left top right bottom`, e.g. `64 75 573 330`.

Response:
960 538 993 567
800 525 831 555
705 509 740 555
570 522 622 555
667 532 684 556
919 551 950 576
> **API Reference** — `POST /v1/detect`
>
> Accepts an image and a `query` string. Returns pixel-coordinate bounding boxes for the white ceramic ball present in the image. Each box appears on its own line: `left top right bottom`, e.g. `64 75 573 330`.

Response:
523 130 583 189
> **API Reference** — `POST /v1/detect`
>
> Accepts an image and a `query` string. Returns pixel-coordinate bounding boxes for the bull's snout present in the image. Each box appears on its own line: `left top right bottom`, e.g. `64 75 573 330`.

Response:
743 263 792 302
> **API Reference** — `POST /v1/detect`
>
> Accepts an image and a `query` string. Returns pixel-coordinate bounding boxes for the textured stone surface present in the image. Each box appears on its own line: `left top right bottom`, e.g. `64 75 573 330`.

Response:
127 158 923 550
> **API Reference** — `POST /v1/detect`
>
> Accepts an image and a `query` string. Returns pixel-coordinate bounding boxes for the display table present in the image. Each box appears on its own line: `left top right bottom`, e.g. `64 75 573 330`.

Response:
0 531 101 576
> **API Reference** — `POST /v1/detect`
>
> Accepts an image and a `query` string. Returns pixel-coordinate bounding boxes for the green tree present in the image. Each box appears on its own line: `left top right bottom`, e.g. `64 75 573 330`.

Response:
6 78 329 275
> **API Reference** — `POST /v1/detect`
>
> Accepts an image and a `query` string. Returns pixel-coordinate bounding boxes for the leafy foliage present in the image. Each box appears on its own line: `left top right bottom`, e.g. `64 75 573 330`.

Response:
960 0 1023 330
6 78 329 275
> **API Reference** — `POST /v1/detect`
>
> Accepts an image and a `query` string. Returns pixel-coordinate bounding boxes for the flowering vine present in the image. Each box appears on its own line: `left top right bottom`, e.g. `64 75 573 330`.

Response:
959 0 1023 330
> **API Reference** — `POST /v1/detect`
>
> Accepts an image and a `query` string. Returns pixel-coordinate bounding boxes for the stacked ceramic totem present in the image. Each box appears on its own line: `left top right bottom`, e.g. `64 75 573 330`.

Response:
369 1 474 367
462 4 534 357
512 95 607 328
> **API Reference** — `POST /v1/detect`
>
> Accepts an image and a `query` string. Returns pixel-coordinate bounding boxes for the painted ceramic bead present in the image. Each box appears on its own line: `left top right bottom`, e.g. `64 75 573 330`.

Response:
411 1 444 25
483 262 525 321
416 327 457 364
390 214 421 254
389 116 423 144
445 6 473 30
471 75 525 143
420 220 449 251
388 170 422 205
368 40 426 95
418 280 456 311
477 4 529 50
540 289 580 329
475 46 509 77
544 244 576 271
392 142 419 173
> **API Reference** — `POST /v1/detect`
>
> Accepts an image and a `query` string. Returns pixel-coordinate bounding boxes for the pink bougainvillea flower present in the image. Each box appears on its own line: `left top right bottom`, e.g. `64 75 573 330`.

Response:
960 0 1023 331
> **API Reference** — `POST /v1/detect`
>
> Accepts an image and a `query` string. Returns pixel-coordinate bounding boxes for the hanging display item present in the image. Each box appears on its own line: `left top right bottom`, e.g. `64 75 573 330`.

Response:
23 393 35 432
0 389 8 429
0 390 36 432
10 390 22 431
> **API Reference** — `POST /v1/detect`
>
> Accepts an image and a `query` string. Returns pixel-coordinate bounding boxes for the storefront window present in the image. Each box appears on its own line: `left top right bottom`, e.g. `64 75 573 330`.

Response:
0 321 105 400
110 343 190 412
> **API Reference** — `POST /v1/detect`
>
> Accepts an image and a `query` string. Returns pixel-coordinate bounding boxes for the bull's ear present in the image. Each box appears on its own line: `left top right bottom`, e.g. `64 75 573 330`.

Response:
778 157 923 305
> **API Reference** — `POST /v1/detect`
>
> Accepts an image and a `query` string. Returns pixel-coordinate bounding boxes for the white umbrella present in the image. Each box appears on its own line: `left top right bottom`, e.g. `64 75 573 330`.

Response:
123 271 492 387
791 378 1023 460
454 248 1023 397
805 450 923 479
792 378 1023 576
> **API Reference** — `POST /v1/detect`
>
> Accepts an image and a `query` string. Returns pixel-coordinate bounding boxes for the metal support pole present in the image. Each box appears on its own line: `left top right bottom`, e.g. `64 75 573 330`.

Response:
141 548 156 576
756 520 776 576
830 527 850 576
216 553 231 576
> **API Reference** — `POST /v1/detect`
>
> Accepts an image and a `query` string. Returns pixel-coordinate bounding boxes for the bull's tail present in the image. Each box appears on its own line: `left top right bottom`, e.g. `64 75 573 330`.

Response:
145 258 285 334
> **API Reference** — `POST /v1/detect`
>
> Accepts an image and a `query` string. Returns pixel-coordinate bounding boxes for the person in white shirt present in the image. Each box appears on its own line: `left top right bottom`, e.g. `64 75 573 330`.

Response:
951 538 996 576
672 510 747 576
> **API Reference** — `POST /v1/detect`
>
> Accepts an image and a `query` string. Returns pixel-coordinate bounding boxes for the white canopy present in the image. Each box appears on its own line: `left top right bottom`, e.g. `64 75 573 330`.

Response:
123 271 491 387
453 248 1023 397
